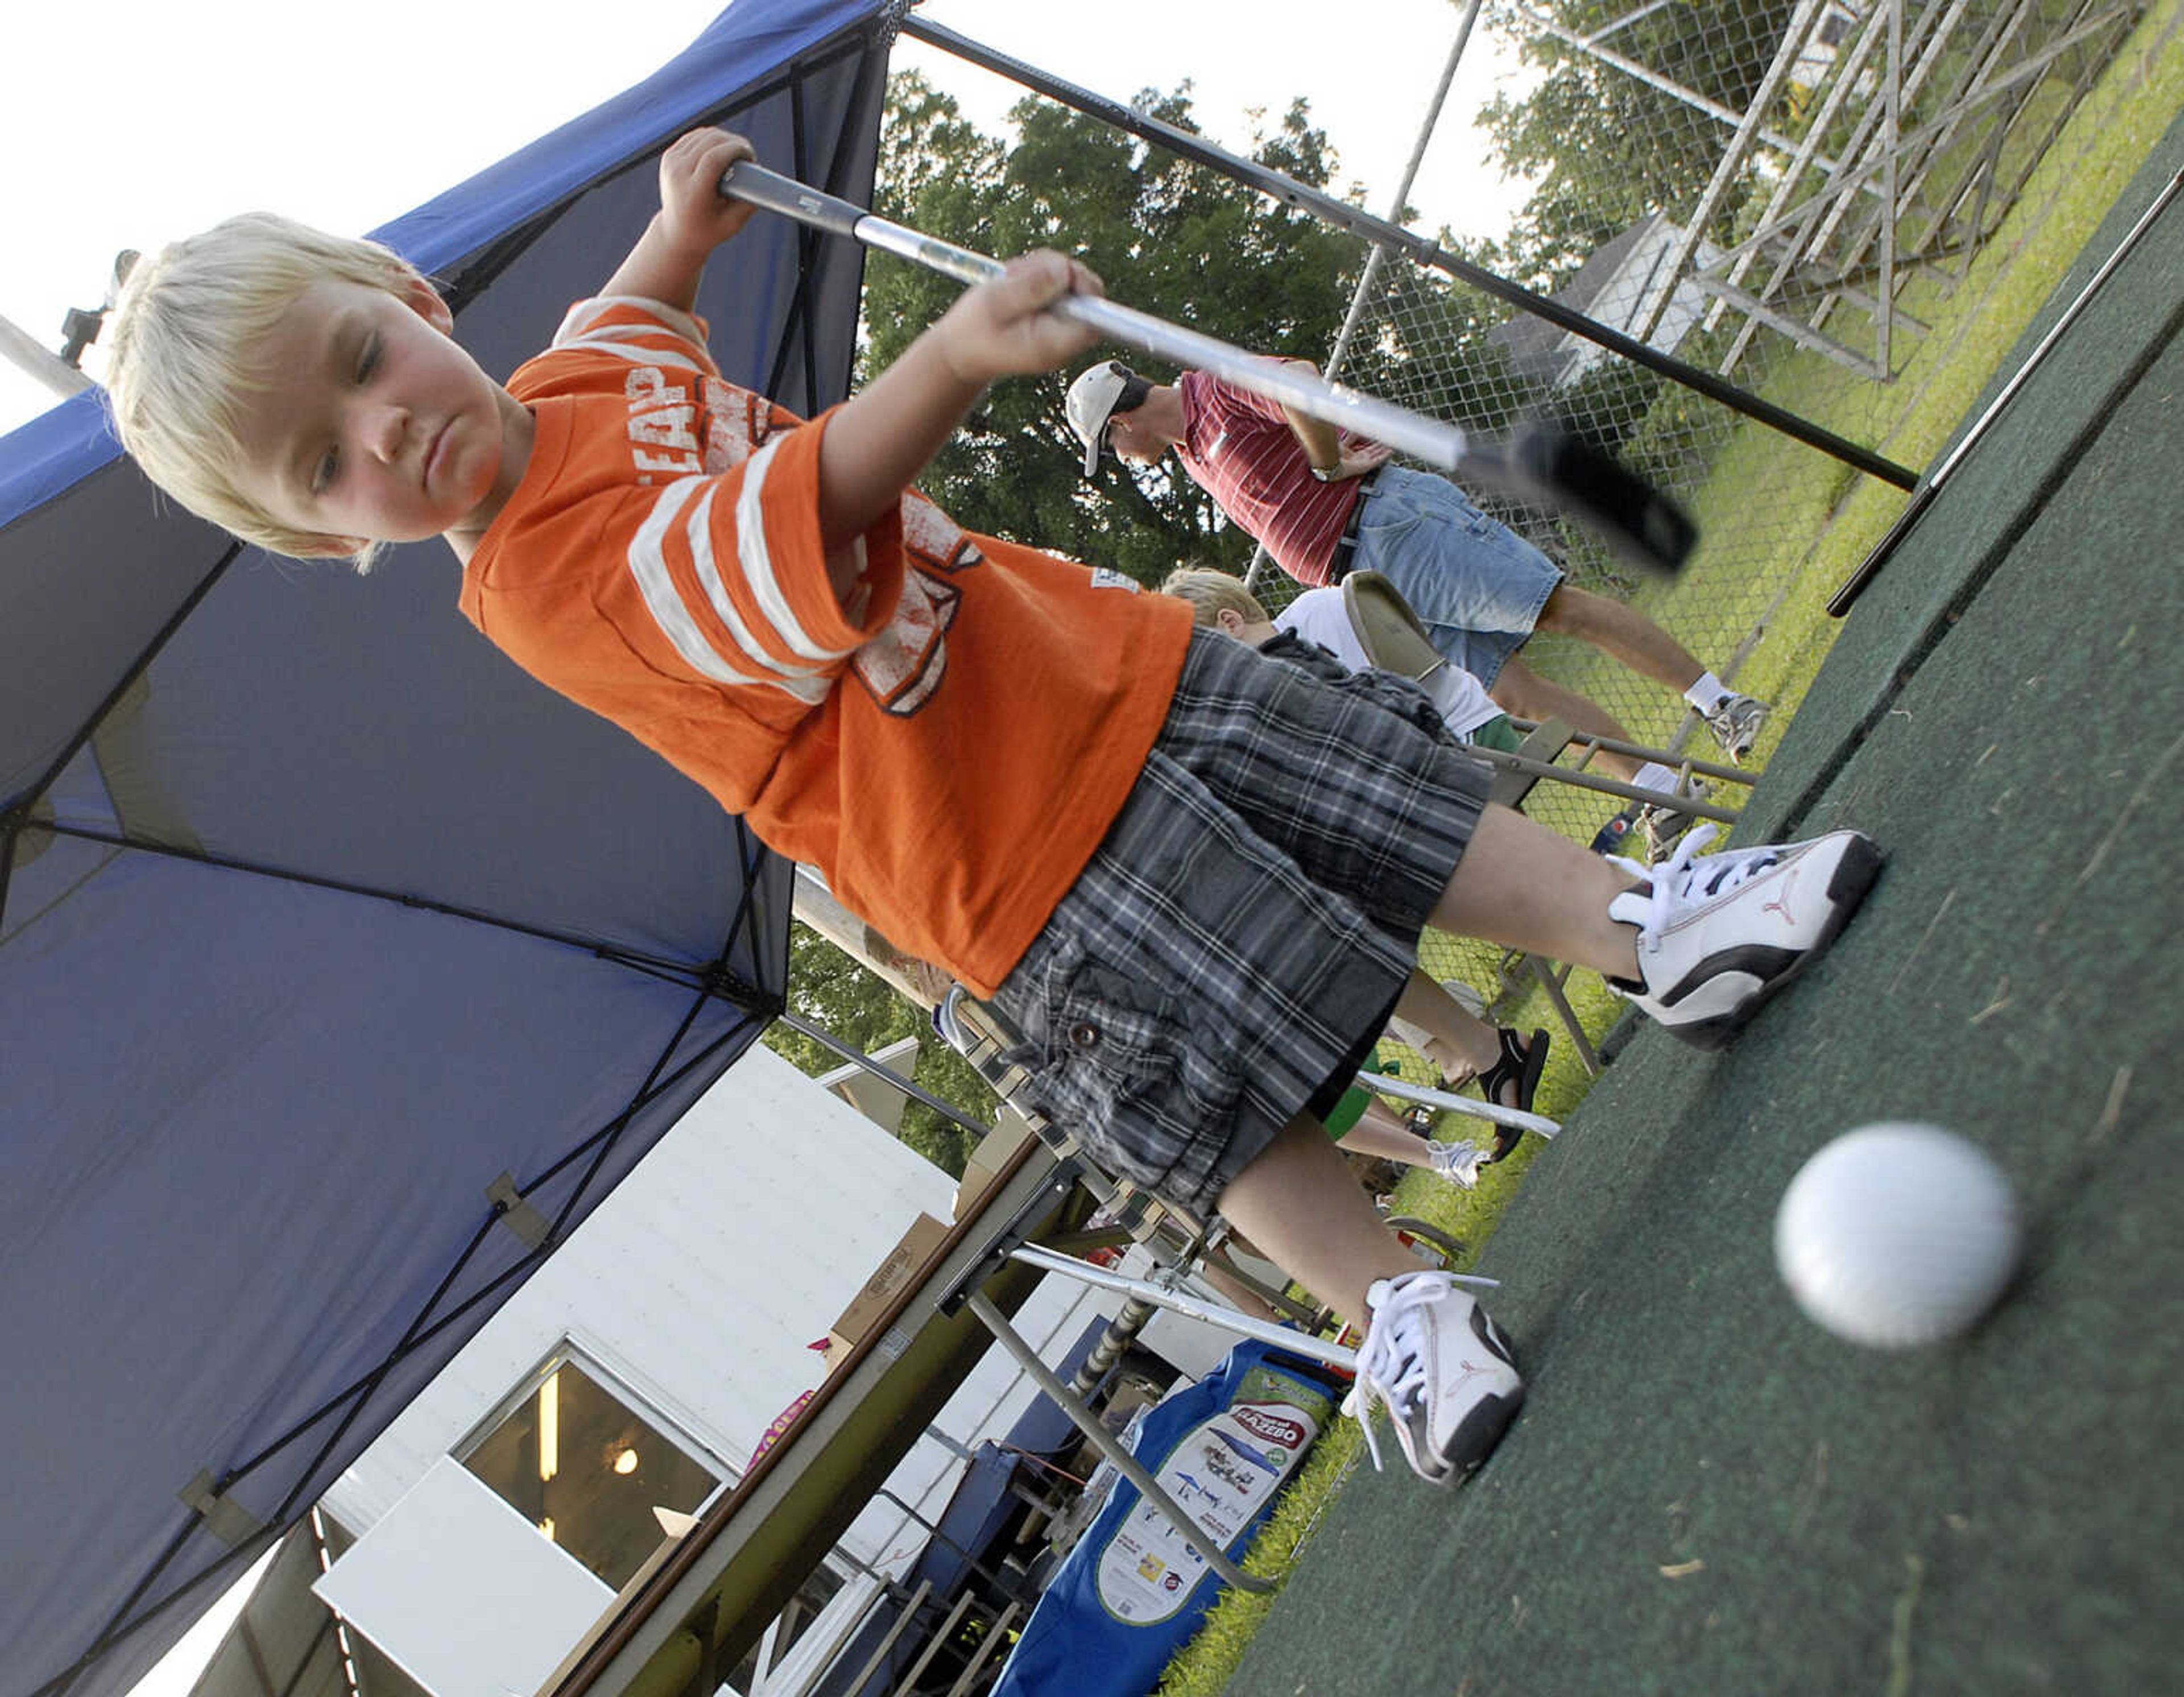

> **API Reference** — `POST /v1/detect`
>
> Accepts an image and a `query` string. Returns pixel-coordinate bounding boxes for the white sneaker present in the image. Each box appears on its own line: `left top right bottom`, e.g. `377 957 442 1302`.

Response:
1428 1138 1488 1189
1607 823 1881 1051
1341 1271 1524 1485
1702 691 1771 761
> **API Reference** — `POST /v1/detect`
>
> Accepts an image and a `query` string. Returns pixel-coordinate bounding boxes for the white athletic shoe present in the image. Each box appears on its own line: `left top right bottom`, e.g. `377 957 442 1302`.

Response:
1703 691 1771 761
1608 823 1882 1051
1342 1271 1524 1486
1428 1137 1489 1189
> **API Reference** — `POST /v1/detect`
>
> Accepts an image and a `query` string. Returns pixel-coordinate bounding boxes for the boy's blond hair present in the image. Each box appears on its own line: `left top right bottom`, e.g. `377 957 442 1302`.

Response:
102 213 427 568
1160 566 1269 627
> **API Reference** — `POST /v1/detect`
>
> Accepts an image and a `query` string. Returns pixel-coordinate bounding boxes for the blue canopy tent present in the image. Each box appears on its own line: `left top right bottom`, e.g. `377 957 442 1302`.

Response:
0 5 894 1696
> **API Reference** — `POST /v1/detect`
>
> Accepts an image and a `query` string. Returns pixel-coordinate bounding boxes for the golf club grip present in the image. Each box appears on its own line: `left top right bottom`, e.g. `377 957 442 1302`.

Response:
1052 296 1471 471
717 161 866 241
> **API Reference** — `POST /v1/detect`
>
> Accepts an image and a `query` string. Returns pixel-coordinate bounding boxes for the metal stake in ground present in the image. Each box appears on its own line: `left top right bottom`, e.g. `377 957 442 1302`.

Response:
719 161 1695 576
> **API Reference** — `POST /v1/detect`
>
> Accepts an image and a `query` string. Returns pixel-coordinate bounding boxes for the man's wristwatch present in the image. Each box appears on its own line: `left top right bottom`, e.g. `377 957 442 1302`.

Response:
1309 461 1339 482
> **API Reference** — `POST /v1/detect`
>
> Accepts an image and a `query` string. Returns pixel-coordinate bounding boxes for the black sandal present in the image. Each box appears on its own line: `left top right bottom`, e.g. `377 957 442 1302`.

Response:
1475 1027 1549 1162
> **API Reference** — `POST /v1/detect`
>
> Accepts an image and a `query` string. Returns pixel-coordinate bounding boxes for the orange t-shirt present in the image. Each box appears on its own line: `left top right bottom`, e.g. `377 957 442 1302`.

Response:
460 299 1193 997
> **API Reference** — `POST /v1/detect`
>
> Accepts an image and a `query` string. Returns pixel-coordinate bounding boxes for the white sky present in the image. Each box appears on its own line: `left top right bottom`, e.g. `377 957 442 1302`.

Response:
0 0 1538 439
11 0 1533 1691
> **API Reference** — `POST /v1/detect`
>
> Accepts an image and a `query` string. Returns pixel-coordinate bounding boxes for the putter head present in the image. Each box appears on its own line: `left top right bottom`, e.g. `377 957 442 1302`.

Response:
1487 423 1697 576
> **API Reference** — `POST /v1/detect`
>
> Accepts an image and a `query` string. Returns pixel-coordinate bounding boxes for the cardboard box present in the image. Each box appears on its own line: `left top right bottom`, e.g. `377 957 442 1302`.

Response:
823 1211 951 1368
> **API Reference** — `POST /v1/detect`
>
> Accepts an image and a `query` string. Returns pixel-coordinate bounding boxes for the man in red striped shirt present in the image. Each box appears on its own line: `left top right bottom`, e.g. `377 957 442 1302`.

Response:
1068 358 1770 853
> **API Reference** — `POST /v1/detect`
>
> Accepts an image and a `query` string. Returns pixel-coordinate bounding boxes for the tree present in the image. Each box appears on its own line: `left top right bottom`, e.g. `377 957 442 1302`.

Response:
1480 0 1803 289
862 74 1371 585
762 921 998 1177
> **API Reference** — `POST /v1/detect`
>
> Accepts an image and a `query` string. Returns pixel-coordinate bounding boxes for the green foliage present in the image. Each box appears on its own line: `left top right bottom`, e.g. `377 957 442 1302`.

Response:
760 921 998 1176
863 73 1369 585
1482 0 1802 288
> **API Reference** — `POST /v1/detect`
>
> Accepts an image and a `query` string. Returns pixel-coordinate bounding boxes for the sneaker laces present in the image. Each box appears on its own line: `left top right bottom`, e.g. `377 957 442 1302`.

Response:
1608 824 1786 950
1429 1139 1487 1188
1339 1272 1448 1472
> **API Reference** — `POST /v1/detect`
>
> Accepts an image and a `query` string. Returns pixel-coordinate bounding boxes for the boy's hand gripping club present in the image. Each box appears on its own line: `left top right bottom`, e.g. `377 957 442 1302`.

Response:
719 160 1694 575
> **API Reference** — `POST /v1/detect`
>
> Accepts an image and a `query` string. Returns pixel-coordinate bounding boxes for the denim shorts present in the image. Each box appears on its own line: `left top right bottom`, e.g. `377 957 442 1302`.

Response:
989 627 1492 1215
1352 465 1563 688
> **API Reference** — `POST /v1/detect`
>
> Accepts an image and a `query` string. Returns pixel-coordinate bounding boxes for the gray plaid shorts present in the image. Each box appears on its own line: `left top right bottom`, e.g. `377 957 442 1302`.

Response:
990 626 1492 1214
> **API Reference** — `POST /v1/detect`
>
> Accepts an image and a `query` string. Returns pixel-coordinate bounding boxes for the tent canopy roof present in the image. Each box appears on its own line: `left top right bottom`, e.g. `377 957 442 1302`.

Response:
0 7 889 1697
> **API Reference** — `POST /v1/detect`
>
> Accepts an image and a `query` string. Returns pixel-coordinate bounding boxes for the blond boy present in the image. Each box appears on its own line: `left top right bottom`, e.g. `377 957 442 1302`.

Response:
104 127 1881 1486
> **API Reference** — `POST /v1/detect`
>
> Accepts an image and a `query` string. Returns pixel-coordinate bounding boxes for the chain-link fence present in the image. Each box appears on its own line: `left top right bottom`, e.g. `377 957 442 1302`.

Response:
897 0 2154 1042
1259 0 2152 676
1227 0 2152 1019
1487 0 2151 389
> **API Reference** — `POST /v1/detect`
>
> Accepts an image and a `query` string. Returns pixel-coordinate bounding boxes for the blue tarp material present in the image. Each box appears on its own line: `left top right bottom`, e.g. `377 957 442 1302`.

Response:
0 6 889 1697
990 1346 1345 1697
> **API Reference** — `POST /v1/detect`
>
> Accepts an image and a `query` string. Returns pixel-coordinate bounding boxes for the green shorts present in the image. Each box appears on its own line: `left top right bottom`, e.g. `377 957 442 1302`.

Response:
1323 1046 1399 1138
1470 713 1523 754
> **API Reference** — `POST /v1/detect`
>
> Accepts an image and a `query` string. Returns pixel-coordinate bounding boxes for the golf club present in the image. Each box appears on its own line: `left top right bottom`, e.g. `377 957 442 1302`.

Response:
719 160 1695 575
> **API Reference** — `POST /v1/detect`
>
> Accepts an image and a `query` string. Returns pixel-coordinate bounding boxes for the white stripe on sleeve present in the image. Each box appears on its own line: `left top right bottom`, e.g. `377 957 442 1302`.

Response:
734 438 866 665
555 296 709 349
557 337 710 374
682 482 836 697
624 478 827 702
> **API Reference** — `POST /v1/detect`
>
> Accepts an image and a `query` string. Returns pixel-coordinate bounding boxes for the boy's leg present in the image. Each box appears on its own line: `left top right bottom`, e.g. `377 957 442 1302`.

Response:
1430 805 1645 980
1215 1112 1428 1327
1430 804 1882 1052
1215 1112 1522 1484
1193 1259 1283 1323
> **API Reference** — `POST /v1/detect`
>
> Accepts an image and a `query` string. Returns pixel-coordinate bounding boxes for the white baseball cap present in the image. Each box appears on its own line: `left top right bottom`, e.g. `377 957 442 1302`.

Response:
1065 359 1150 475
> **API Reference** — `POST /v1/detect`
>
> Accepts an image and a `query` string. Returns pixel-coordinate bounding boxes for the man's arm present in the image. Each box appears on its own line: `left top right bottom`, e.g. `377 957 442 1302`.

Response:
1272 357 1392 482
596 129 759 314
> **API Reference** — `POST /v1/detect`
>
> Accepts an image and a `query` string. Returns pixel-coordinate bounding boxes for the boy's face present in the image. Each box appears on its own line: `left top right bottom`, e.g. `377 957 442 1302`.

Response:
231 274 523 554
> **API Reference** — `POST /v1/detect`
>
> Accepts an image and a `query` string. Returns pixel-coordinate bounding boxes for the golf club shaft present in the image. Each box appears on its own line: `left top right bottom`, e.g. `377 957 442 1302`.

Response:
719 162 1471 471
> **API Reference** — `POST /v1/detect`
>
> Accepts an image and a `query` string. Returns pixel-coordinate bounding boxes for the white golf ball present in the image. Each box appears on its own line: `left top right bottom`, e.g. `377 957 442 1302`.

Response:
1774 1123 2022 1348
